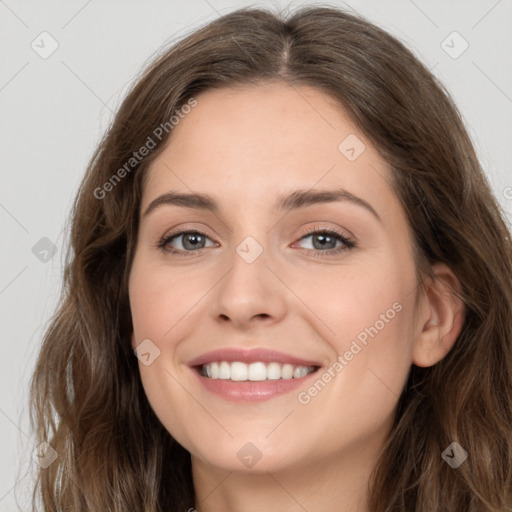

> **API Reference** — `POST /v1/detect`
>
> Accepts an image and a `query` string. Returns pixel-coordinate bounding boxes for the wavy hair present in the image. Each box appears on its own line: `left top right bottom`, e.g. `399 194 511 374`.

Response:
30 5 512 511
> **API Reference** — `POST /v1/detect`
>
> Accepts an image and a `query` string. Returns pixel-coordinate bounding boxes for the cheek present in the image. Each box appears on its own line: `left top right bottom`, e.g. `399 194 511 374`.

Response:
129 256 212 342
128 260 195 445
128 255 224 445
291 255 416 404
289 255 415 347
291 269 415 457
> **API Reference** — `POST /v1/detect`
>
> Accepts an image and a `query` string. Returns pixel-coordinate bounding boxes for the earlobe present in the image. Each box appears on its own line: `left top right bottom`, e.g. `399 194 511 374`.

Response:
412 263 465 368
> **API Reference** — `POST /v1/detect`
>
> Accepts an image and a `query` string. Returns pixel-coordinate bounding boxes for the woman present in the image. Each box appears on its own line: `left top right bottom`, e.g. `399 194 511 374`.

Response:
30 5 512 511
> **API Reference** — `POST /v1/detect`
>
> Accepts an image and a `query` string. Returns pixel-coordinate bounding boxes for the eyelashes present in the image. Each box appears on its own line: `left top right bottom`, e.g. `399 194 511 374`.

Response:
157 230 217 255
156 226 356 258
293 227 356 256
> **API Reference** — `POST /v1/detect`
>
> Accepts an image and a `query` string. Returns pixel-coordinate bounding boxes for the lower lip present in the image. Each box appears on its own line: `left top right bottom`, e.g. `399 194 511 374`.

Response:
192 368 320 401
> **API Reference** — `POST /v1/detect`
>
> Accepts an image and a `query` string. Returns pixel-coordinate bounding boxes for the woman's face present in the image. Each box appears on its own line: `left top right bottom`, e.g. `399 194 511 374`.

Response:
129 82 424 474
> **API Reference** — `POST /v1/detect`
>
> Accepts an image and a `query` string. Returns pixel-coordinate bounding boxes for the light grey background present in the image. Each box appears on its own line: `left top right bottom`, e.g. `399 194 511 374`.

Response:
1 0 511 509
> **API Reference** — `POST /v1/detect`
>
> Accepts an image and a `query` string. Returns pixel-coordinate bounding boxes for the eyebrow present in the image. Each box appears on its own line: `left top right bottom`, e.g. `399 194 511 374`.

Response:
142 187 381 222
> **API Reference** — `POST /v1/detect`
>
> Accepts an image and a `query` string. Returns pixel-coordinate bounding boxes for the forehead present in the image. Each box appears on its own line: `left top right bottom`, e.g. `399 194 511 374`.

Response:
142 82 396 217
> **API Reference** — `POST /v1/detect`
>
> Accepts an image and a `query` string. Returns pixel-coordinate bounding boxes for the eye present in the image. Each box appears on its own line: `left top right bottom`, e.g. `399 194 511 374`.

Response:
157 230 217 255
156 227 356 257
293 227 356 256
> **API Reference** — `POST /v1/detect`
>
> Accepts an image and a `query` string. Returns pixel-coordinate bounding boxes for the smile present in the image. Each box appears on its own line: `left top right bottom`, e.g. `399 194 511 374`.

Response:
188 348 322 401
200 361 317 381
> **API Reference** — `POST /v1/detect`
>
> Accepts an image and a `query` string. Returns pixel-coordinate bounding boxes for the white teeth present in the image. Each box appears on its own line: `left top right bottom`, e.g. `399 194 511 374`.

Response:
281 363 294 379
266 362 281 380
248 362 266 381
219 361 230 379
200 361 316 381
230 361 248 381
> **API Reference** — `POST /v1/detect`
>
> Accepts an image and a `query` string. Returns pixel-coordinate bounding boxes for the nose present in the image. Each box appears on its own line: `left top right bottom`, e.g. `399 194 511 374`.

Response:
210 243 288 331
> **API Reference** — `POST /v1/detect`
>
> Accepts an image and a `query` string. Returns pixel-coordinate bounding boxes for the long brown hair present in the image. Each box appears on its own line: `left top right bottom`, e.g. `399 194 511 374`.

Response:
30 5 512 511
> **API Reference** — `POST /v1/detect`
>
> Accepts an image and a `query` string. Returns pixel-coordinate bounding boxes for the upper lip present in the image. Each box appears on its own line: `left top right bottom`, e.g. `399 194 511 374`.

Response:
188 348 321 368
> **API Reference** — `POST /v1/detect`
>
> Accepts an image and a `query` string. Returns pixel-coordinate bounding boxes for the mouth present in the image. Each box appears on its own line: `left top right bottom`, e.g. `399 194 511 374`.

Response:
197 361 318 381
188 348 322 401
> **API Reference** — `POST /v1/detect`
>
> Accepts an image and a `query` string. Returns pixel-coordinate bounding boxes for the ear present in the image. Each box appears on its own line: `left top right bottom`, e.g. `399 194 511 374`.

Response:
131 332 136 351
412 263 465 367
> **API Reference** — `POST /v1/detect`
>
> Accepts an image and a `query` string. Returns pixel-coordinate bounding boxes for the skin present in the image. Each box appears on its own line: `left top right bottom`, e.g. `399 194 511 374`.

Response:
128 82 464 512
